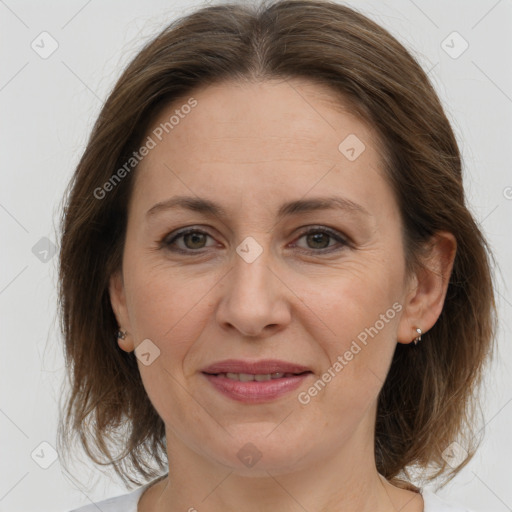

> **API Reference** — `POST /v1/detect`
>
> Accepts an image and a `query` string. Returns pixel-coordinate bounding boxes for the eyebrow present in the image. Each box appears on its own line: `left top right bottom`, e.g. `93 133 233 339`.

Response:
146 195 371 220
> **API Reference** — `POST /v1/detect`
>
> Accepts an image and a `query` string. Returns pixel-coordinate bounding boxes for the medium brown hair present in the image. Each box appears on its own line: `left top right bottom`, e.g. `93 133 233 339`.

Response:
57 0 497 491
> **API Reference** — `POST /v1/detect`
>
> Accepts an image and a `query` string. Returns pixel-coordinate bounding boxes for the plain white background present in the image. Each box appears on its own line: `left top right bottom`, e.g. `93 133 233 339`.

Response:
1 0 511 511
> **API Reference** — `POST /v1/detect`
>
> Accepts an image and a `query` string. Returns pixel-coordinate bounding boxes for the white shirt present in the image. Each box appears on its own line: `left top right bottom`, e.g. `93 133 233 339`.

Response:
69 483 476 511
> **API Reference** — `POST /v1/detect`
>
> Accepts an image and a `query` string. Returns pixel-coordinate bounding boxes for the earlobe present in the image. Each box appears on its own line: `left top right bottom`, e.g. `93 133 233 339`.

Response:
397 231 457 345
108 270 135 352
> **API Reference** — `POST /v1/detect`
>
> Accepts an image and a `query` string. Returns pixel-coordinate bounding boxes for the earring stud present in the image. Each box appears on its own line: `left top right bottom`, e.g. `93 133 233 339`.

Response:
117 330 127 340
413 327 422 345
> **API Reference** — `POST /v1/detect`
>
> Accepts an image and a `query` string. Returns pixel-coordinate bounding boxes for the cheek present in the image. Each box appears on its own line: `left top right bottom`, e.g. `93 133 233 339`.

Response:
124 259 218 360
300 257 403 342
300 260 403 399
300 289 400 432
122 262 217 420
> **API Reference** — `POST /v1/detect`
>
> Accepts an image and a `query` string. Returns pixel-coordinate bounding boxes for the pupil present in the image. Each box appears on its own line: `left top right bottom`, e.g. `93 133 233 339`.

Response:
308 233 329 249
185 233 206 249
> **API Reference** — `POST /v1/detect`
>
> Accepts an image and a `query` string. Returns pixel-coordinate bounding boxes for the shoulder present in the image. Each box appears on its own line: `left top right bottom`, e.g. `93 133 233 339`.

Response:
421 488 477 512
67 484 147 512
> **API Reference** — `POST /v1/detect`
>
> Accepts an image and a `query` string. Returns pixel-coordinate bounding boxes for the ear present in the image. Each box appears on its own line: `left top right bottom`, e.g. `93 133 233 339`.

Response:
109 269 135 352
397 231 457 344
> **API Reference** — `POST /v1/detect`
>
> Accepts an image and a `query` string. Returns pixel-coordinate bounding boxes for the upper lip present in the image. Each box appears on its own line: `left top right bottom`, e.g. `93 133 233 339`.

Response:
201 359 312 375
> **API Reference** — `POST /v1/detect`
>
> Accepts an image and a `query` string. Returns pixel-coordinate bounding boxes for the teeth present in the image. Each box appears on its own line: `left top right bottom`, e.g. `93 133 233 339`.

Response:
223 372 287 381
254 374 272 381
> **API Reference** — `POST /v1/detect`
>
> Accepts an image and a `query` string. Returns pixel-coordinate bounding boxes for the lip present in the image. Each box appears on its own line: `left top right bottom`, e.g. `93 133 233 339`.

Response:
201 359 313 404
201 359 311 375
202 373 311 403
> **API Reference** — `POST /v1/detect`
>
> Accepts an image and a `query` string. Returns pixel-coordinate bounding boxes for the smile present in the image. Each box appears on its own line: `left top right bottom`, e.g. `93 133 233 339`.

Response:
202 371 313 403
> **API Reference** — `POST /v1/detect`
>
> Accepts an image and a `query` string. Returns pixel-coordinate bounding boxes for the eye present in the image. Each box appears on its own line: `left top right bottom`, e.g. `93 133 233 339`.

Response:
161 228 216 253
291 226 348 254
160 226 349 255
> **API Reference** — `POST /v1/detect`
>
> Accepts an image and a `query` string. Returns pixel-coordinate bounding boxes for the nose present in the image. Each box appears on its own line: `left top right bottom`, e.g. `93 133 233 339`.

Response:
215 246 292 338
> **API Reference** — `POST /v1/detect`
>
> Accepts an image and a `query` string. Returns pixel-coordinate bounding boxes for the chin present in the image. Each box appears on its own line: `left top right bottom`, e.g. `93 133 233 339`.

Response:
206 431 314 476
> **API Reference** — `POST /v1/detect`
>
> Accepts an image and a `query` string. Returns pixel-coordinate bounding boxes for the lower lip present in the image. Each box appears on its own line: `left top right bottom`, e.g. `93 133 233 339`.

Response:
202 372 311 403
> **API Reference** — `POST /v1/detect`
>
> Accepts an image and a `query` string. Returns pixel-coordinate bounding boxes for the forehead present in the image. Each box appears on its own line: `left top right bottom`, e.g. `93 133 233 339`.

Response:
161 78 376 152
131 78 394 222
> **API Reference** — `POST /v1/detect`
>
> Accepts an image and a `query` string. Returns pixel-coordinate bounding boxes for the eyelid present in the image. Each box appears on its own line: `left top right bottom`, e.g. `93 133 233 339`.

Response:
290 226 350 252
160 227 217 252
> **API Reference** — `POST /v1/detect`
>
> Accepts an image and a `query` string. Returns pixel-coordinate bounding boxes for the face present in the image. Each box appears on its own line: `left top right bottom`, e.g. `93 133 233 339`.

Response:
110 78 418 476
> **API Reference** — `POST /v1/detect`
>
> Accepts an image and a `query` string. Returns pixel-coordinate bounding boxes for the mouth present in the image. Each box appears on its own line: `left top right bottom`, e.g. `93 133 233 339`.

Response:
201 359 313 403
201 358 312 375
204 371 311 381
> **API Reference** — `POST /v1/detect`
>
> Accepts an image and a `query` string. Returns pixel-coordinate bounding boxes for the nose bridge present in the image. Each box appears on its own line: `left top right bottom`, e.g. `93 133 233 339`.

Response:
230 239 275 309
216 236 290 336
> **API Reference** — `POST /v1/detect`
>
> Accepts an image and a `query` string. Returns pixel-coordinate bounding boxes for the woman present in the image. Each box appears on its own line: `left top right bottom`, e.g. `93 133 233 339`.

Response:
58 0 496 511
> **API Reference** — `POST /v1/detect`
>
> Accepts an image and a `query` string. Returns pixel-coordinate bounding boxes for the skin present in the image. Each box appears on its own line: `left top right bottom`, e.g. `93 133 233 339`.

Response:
109 78 456 512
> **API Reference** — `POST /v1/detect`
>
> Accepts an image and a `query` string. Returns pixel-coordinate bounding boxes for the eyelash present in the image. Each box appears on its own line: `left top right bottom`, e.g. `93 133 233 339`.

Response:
160 226 349 255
